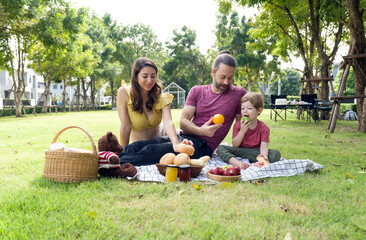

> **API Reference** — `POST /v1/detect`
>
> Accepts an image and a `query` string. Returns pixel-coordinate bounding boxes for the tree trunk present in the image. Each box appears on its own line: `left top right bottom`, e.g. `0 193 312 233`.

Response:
346 0 366 132
42 79 51 113
10 61 23 117
62 78 67 113
80 78 89 111
76 84 80 112
90 78 96 111
110 79 115 108
308 0 344 100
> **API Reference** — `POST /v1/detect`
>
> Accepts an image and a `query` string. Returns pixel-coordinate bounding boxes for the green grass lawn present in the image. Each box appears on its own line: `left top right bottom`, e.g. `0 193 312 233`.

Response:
0 109 365 239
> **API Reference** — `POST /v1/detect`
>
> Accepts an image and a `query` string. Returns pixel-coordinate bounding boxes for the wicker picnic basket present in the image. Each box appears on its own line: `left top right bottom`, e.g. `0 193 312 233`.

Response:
43 126 99 183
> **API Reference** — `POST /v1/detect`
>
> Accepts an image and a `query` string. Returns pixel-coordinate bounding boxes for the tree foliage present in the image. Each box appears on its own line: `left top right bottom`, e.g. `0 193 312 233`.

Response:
219 0 347 99
270 68 302 96
215 11 282 91
162 26 211 92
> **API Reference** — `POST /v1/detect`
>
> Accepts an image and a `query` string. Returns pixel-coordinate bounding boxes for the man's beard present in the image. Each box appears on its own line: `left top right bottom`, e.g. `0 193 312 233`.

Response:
214 77 230 93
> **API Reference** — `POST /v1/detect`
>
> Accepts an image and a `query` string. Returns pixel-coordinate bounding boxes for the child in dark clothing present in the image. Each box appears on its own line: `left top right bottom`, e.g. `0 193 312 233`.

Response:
216 92 281 169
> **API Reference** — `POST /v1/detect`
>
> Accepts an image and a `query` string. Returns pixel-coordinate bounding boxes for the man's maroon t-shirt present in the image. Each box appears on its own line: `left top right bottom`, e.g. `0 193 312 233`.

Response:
182 84 246 151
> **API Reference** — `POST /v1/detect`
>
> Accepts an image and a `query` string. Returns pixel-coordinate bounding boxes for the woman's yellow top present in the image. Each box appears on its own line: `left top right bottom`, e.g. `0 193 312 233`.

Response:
124 85 174 131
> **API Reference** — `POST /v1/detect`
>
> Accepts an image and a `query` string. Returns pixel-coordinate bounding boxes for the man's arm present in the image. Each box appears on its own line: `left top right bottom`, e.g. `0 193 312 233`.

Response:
180 105 222 137
180 105 200 135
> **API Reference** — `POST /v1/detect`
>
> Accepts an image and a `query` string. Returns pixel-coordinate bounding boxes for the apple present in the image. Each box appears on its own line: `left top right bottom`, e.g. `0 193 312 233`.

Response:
228 166 240 175
223 168 236 176
222 168 229 176
226 168 237 176
241 115 250 123
209 167 224 175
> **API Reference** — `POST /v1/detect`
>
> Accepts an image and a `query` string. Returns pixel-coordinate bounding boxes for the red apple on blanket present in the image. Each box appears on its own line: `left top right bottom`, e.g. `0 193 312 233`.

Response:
209 165 241 176
209 167 224 175
228 166 240 175
223 168 237 176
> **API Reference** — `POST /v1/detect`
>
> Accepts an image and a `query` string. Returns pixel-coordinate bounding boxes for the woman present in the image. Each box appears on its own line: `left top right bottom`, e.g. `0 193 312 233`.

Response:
116 57 192 166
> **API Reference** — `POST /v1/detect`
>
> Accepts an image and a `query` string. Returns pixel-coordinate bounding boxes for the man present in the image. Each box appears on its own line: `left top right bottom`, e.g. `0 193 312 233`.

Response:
179 50 247 159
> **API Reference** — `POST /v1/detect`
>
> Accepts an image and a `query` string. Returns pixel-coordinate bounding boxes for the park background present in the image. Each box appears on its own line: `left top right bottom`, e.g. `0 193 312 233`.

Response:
1 0 366 239
1 0 365 133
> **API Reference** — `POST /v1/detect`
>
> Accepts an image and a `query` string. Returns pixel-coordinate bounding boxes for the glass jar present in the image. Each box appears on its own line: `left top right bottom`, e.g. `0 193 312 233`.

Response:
165 165 178 182
179 164 191 182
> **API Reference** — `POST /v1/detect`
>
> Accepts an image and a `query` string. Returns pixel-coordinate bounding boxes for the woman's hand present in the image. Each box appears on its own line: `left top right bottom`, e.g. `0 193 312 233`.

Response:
173 139 193 153
181 138 193 146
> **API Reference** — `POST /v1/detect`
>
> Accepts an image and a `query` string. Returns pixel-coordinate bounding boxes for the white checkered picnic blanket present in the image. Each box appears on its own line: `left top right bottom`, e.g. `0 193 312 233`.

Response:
136 156 324 182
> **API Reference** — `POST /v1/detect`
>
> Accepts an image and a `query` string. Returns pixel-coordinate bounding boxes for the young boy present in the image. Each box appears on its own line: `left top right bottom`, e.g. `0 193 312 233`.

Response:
216 92 281 169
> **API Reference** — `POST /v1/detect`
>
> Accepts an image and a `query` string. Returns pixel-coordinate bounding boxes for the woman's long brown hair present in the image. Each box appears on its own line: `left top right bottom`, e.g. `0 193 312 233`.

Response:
130 57 162 113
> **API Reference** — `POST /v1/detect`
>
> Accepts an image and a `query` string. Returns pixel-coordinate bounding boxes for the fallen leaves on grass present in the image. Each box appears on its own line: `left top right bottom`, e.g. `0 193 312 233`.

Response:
345 173 355 179
86 211 96 219
192 184 202 191
330 163 341 167
280 206 289 212
249 179 265 185
324 134 331 139
220 182 233 190
354 164 366 170
138 193 144 199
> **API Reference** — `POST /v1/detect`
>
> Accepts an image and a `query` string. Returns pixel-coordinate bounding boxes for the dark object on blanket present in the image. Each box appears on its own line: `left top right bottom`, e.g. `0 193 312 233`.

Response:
156 164 203 178
98 131 137 178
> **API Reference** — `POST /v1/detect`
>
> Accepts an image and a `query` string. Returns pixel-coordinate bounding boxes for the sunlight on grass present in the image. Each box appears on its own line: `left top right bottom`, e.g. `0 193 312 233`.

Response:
0 110 365 239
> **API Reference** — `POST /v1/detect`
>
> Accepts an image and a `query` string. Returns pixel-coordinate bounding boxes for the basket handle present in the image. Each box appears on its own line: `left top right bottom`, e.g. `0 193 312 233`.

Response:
51 126 98 155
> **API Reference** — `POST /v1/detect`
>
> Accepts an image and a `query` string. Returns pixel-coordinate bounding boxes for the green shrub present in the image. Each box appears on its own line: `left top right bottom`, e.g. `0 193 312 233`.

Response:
101 104 112 110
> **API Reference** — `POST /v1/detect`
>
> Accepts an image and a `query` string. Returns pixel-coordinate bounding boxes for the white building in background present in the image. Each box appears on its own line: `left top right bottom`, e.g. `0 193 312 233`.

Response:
0 69 43 106
0 69 108 107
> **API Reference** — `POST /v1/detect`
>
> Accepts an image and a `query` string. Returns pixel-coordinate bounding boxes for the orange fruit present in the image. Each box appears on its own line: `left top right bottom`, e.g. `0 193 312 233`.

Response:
212 114 224 124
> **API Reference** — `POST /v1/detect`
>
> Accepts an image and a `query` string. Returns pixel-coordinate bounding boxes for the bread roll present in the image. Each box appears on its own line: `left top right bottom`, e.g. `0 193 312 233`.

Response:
160 153 175 165
190 156 210 166
174 153 190 165
198 156 210 164
190 159 204 166
256 156 270 166
177 143 195 156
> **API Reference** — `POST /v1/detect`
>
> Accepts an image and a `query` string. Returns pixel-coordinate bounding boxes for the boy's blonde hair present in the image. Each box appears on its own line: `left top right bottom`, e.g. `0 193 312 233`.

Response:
241 92 264 111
